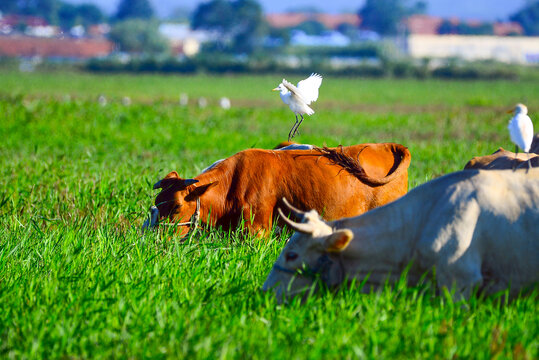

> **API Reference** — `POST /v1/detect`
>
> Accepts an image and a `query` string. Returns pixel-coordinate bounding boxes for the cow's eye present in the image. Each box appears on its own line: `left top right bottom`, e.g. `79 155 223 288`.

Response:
286 251 298 261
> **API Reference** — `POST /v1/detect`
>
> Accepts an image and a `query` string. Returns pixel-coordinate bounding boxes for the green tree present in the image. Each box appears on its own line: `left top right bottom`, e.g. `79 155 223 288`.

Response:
438 19 456 34
359 0 427 35
293 20 327 35
510 1 539 36
77 4 104 26
268 27 291 45
16 0 60 24
114 0 154 21
58 2 78 29
231 0 266 53
192 0 266 53
192 0 236 34
2 0 103 28
410 1 427 15
456 22 493 35
438 20 494 35
337 23 360 40
58 2 104 30
109 19 169 55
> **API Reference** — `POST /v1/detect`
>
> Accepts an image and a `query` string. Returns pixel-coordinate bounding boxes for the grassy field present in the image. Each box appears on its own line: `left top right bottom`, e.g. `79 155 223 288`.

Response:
1 69 538 358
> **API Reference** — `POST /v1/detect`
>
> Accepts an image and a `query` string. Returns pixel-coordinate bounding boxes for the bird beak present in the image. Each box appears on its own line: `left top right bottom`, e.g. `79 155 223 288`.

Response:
506 109 514 114
272 87 279 91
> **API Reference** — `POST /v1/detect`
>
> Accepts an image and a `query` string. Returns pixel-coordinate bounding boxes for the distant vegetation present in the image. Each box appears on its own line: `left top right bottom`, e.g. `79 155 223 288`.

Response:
0 0 104 30
359 0 427 35
83 54 530 81
510 1 539 36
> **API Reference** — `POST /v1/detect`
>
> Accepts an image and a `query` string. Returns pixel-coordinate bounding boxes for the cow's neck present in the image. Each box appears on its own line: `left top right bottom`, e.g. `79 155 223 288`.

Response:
193 166 230 226
334 197 422 285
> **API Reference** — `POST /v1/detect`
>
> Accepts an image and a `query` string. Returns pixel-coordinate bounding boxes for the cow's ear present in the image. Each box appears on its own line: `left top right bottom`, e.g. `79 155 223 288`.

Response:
185 181 219 200
164 171 180 179
154 171 191 190
324 229 353 252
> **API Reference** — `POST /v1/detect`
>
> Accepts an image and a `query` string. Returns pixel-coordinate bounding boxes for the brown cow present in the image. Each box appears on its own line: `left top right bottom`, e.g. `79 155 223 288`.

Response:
143 143 411 238
273 141 312 150
464 148 539 170
465 134 539 170
529 133 539 154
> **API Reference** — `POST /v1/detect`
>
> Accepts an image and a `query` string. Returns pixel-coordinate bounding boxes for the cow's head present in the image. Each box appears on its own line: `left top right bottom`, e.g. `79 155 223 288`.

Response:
263 198 354 303
143 171 218 237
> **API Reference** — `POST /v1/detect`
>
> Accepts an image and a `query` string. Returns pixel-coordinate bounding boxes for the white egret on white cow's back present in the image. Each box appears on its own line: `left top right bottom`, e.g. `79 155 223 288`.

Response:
273 73 323 141
508 103 534 171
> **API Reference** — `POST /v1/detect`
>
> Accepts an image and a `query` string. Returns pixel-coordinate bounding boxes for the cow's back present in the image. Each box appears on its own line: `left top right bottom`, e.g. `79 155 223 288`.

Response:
464 148 539 170
225 149 366 220
415 169 539 293
228 144 410 221
471 170 539 289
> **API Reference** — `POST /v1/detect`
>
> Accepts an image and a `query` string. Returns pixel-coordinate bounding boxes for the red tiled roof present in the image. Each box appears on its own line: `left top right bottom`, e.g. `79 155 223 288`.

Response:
266 13 309 28
0 15 48 27
406 14 524 36
0 35 113 58
493 22 523 36
315 14 360 29
266 13 360 30
405 15 443 35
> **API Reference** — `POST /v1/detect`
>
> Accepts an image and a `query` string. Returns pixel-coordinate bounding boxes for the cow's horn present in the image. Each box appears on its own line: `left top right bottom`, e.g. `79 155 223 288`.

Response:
278 207 314 234
282 197 306 220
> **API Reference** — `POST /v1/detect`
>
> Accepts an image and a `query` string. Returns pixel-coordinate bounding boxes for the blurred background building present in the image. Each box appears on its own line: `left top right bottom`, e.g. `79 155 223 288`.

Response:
0 0 537 73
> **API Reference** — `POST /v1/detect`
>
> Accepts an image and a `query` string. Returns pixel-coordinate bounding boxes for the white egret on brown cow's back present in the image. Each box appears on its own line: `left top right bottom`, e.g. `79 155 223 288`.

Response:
273 73 323 141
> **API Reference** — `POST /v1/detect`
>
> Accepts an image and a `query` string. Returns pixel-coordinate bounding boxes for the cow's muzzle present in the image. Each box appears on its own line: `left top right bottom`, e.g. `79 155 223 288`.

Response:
142 205 160 233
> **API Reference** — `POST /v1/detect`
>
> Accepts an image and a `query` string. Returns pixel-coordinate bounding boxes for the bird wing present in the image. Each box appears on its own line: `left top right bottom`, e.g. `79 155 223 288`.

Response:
296 73 323 105
281 78 307 104
509 114 535 152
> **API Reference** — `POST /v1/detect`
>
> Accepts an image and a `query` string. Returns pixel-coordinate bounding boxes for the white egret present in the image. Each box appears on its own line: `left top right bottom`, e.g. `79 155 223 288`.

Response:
179 93 189 106
507 103 534 171
97 95 107 107
219 97 231 110
198 97 207 108
273 73 323 141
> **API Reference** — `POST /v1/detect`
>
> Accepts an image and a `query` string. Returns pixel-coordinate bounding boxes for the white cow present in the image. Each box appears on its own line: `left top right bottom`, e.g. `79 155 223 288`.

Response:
263 169 539 302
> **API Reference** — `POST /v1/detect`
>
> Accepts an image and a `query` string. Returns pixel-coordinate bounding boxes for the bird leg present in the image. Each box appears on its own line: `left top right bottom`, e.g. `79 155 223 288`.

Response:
526 152 531 174
292 115 304 137
512 145 518 172
288 115 299 141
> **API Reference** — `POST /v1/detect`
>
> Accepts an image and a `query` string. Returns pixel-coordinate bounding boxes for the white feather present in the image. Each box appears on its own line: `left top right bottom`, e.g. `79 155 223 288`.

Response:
273 73 323 140
277 74 322 116
296 73 323 105
508 113 534 153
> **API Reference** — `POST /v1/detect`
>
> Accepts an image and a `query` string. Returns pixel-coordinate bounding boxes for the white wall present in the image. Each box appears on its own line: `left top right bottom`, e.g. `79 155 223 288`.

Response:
407 35 539 64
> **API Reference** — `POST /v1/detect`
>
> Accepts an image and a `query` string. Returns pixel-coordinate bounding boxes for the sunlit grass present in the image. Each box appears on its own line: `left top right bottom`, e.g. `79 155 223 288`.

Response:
0 72 538 358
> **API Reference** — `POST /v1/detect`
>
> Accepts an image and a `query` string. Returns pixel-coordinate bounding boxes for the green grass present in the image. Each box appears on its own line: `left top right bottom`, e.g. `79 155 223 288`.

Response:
1 70 538 359
2 68 539 107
